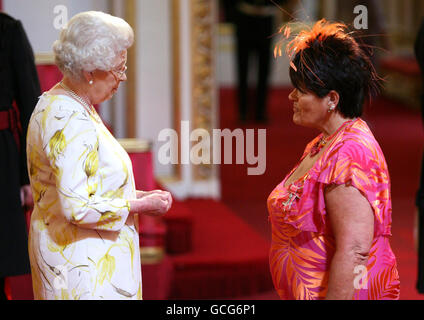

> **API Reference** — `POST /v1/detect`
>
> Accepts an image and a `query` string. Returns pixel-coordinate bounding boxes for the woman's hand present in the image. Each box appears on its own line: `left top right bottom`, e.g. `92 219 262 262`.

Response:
130 190 172 217
136 190 165 199
20 185 34 208
136 190 172 211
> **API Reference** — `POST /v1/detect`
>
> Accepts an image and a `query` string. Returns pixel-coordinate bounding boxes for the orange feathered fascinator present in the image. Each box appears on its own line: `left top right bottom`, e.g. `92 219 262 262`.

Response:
274 19 353 72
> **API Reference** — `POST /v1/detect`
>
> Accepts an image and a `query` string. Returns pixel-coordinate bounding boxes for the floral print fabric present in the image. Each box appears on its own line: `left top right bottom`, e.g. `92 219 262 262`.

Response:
267 118 400 300
26 94 142 300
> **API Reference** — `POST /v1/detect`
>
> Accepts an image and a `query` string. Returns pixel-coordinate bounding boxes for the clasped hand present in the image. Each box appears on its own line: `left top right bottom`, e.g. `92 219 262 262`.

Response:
20 185 34 208
129 190 172 217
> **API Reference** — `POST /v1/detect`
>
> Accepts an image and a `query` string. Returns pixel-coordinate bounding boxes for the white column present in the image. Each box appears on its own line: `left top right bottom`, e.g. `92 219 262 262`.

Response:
162 0 220 200
135 0 173 177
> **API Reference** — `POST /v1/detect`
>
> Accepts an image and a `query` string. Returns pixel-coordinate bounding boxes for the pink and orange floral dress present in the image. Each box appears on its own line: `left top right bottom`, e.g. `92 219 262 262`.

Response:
267 118 400 300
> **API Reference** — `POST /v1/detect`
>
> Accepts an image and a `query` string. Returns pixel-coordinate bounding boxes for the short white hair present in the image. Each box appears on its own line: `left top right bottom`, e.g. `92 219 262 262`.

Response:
53 11 134 79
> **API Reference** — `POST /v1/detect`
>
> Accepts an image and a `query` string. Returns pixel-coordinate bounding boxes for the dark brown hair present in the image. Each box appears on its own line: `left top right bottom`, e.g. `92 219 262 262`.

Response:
282 20 380 118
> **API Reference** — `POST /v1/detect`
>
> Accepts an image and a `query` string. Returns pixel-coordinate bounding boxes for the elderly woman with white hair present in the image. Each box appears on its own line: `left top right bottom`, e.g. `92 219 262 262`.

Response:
26 11 172 300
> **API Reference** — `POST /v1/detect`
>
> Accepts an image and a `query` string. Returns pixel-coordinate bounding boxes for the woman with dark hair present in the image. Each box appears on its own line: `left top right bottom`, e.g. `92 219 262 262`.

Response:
267 19 400 300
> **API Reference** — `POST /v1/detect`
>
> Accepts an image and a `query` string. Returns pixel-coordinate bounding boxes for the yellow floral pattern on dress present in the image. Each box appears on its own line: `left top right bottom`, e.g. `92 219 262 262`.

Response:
97 252 116 286
27 93 142 300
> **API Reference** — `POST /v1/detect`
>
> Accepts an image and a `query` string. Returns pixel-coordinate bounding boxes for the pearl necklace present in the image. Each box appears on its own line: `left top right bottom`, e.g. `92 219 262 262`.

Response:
59 81 101 123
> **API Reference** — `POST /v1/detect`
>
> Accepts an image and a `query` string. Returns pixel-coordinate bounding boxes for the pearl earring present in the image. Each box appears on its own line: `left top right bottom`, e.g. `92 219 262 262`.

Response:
328 103 335 112
89 80 93 85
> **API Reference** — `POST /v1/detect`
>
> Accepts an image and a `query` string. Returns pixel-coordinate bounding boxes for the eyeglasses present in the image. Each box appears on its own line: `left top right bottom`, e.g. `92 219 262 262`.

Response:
110 65 128 79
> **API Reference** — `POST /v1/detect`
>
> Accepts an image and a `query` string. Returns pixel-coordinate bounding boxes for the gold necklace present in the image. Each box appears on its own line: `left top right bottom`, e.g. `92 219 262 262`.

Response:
59 81 101 123
309 119 355 156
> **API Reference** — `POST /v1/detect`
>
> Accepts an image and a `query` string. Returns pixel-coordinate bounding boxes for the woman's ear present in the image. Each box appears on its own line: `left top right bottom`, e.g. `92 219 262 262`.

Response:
82 70 94 85
327 90 340 108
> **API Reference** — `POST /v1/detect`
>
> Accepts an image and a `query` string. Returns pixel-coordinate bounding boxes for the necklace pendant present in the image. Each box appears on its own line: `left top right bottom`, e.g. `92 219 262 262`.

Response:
310 138 326 156
309 119 355 156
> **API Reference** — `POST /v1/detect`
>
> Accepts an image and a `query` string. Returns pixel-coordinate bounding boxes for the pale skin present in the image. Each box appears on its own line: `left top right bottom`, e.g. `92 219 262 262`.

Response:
287 87 374 299
45 49 172 218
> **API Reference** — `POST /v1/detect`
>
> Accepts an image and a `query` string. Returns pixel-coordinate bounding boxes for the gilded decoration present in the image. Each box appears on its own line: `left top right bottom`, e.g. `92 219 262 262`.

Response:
191 0 215 180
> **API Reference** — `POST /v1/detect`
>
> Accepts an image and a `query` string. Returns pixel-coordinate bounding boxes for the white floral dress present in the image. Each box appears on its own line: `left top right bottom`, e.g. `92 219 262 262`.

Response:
26 93 142 300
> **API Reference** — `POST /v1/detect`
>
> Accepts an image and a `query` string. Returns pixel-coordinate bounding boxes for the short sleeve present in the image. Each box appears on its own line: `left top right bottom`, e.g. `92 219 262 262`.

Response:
42 100 130 231
316 139 391 231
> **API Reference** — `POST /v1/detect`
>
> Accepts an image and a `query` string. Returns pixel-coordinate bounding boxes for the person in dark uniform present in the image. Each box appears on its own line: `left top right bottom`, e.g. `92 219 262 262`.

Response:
415 17 424 295
222 0 293 123
0 12 40 299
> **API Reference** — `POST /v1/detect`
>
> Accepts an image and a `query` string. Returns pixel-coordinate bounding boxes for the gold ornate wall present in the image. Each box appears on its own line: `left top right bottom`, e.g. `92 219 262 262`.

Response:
172 0 182 180
125 0 137 138
170 0 216 182
190 0 216 181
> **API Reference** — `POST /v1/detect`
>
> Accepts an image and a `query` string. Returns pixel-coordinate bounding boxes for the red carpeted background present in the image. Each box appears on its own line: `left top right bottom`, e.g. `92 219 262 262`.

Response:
219 86 424 300
7 87 424 300
4 62 424 300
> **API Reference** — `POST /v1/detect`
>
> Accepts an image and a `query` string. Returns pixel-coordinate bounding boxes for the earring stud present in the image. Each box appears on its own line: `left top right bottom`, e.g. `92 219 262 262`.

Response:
89 80 93 85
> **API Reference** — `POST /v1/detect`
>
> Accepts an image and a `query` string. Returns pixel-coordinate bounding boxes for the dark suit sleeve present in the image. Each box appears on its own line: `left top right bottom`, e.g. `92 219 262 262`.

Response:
415 20 424 125
10 20 41 186
415 20 424 74
415 19 424 210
